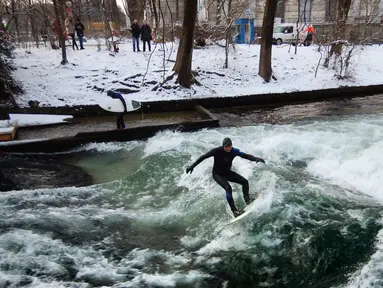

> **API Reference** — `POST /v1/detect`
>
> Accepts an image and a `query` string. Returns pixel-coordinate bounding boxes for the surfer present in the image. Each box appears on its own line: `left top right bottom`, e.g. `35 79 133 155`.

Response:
107 90 127 129
186 137 265 217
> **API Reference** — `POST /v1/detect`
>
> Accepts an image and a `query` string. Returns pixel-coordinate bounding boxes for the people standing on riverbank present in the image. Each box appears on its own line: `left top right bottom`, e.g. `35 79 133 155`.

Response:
65 16 78 50
131 20 141 52
140 22 152 52
74 18 85 50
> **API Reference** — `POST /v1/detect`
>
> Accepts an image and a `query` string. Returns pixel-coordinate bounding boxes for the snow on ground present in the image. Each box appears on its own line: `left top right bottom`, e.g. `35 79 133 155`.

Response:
0 138 49 146
0 127 14 134
10 39 383 107
0 114 73 128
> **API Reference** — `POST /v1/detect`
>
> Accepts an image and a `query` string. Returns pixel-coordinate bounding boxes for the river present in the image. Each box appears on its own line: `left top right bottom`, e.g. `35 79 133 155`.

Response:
1 99 383 288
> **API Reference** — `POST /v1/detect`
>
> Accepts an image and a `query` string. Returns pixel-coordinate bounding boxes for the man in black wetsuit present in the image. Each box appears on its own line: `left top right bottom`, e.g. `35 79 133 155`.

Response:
186 137 265 217
107 90 127 129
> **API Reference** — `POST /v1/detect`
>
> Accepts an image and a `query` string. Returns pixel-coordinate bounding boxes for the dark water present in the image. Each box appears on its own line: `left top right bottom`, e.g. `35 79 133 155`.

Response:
16 110 205 140
1 101 383 287
211 95 383 126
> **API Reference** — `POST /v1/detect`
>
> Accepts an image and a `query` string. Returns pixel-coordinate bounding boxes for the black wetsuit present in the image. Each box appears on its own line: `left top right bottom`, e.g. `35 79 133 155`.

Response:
107 90 127 129
187 146 265 213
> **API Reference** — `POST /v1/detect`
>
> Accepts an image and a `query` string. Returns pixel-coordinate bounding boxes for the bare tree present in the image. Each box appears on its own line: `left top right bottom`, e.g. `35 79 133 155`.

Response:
151 0 159 27
291 0 309 54
100 0 112 48
258 0 278 82
221 0 247 68
322 0 352 66
0 0 23 44
173 0 198 87
315 5 383 79
201 0 247 68
224 0 233 68
359 0 381 37
27 0 40 48
52 0 68 64
175 0 179 21
123 0 146 24
216 0 221 24
11 0 21 42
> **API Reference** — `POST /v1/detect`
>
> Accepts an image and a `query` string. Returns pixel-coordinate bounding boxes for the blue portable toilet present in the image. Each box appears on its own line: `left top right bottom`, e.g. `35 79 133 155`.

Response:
234 18 254 44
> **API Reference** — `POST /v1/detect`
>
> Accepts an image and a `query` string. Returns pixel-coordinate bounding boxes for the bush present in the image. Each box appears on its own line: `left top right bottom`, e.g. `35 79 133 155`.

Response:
0 26 15 58
0 25 20 106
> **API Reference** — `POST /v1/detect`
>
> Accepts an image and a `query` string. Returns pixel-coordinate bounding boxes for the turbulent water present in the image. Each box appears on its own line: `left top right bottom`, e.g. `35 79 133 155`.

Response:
1 113 383 288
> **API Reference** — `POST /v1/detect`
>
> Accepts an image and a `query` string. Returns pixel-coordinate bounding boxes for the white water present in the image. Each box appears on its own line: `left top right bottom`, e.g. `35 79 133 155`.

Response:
1 114 383 287
78 114 383 287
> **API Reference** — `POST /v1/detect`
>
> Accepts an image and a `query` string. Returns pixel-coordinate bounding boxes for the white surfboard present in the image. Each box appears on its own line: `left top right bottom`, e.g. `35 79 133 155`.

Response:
98 97 141 113
226 198 259 225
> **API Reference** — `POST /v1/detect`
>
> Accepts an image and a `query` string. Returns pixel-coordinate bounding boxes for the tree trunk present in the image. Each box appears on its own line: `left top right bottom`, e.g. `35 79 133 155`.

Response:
157 0 162 30
258 0 278 82
78 0 82 19
224 0 232 68
101 0 111 48
85 0 92 24
151 0 159 28
126 0 144 23
28 0 39 48
325 0 352 66
176 0 179 21
173 38 183 72
165 0 174 41
337 0 352 39
172 0 197 88
53 0 68 64
216 0 221 25
11 0 20 46
294 0 301 54
111 0 120 29
60 0 67 29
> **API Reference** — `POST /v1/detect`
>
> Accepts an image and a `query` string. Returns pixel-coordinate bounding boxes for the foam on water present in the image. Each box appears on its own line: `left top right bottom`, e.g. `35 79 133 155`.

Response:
1 113 383 287
74 141 142 153
121 270 211 287
342 226 383 288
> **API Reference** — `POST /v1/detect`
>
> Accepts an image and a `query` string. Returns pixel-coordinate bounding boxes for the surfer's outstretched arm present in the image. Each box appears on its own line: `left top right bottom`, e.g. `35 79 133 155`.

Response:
186 148 216 174
238 151 265 163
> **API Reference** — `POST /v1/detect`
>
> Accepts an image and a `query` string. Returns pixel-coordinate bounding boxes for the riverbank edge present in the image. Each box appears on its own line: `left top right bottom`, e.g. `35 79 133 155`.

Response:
2 84 383 117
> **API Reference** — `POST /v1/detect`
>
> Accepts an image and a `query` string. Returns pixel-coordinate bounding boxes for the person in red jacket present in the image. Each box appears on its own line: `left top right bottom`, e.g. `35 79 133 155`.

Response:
304 25 315 45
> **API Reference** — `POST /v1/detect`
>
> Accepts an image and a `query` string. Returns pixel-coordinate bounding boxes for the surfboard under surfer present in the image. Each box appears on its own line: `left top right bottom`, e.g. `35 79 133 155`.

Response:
186 137 265 217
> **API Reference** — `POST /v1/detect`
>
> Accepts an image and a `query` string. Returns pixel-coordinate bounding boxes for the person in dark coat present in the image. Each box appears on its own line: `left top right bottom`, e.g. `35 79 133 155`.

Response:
74 18 85 49
140 22 152 52
131 19 141 52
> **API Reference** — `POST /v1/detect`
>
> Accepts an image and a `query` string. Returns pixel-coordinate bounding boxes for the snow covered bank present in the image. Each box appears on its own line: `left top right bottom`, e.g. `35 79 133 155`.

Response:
0 114 73 128
11 40 383 108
